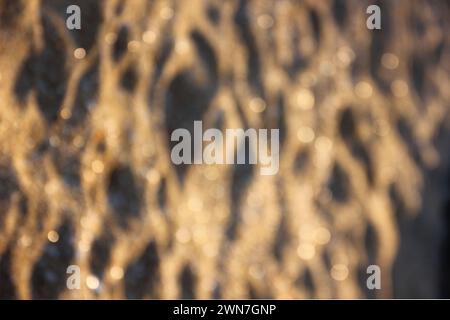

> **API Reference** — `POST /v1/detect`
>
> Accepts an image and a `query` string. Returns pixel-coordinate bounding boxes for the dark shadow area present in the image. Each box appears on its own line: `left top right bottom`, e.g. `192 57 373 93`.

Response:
90 226 115 280
0 247 17 299
179 263 196 299
164 31 218 183
124 241 160 299
107 166 142 229
328 162 350 203
31 218 75 299
14 12 67 123
227 139 255 242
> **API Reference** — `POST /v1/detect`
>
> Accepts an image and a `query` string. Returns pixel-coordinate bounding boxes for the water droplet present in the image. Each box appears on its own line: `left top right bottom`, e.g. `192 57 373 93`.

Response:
20 235 32 247
188 197 203 212
314 227 331 245
175 39 190 54
160 7 174 20
297 243 316 260
331 264 348 281
297 126 315 143
74 48 86 60
176 228 191 244
142 30 156 44
128 40 141 53
86 275 100 290
314 136 333 153
337 46 355 67
91 160 104 174
146 169 160 185
391 79 409 97
355 81 373 99
381 53 399 70
257 14 274 29
110 266 124 280
295 88 315 110
47 230 59 243
105 32 117 45
60 109 72 120
249 97 266 113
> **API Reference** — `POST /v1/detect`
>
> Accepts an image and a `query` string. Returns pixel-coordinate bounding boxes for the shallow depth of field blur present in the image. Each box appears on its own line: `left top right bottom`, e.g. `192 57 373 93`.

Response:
0 0 449 299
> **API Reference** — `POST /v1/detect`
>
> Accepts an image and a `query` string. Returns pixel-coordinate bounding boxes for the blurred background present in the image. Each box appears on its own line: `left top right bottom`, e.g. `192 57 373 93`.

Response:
0 0 449 299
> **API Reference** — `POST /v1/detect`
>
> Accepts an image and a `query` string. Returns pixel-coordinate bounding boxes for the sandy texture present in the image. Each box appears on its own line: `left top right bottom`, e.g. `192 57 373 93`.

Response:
0 0 449 299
